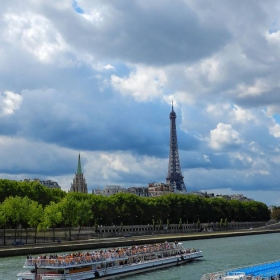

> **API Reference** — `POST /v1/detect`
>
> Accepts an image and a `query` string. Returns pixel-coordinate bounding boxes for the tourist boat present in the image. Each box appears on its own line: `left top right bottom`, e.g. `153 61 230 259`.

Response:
17 241 202 280
200 259 280 280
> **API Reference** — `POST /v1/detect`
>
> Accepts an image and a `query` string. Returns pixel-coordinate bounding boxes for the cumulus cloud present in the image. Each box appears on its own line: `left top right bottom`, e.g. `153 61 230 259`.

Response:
2 12 68 63
209 123 244 150
111 66 167 101
270 124 280 138
0 91 22 116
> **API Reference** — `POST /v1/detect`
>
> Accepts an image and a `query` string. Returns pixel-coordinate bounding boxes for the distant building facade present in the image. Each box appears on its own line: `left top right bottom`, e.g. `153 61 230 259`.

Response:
93 185 128 196
214 193 253 201
127 187 150 197
93 185 150 197
148 182 173 197
69 154 88 193
22 178 61 189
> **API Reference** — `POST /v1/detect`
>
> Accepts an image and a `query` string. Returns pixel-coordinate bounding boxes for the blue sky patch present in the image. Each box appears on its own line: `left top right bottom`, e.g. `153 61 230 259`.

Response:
72 0 84 14
273 114 280 124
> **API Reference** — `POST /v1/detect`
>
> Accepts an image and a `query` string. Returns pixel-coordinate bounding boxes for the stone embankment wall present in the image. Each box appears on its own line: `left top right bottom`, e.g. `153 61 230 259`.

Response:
0 221 265 246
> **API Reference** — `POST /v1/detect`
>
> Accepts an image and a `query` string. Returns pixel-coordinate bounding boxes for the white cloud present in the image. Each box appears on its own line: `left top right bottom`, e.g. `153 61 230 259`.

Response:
231 105 255 123
269 123 280 138
111 66 167 101
209 123 244 150
2 12 68 63
0 91 22 116
267 105 280 117
237 79 271 98
95 63 115 72
101 153 129 173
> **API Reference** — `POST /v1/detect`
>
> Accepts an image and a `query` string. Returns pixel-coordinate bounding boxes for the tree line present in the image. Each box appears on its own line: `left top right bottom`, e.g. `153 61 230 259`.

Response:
0 179 271 244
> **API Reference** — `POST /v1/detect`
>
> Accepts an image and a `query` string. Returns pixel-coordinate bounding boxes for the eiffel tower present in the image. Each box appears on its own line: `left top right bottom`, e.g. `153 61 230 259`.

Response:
166 102 186 192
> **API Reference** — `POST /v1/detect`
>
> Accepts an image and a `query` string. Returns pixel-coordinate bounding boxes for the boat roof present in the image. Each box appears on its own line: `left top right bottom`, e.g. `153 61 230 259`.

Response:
229 260 280 278
201 259 280 280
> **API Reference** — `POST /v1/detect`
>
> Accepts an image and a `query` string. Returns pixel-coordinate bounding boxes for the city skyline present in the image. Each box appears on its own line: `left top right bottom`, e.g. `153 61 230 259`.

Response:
1 1 280 206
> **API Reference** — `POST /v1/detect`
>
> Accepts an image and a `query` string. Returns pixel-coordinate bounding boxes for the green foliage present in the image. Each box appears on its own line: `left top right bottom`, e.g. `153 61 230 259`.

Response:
0 180 272 230
2 196 23 229
0 179 66 206
271 208 280 221
59 193 93 239
0 204 7 228
42 202 62 241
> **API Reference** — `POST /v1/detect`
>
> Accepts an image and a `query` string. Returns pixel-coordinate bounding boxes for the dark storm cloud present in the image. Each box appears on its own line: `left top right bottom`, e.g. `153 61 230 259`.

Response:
235 88 280 108
181 152 250 170
40 0 231 66
0 89 172 157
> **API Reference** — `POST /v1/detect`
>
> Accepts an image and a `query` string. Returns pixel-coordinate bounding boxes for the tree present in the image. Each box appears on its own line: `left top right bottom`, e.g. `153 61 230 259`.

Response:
0 204 8 245
271 208 280 221
42 202 62 242
76 198 93 239
58 194 79 241
28 200 44 243
2 196 22 241
20 196 33 244
0 180 19 203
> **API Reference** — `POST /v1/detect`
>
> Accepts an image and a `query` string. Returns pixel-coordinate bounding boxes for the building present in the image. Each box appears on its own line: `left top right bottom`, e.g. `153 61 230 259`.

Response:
166 102 187 192
69 154 88 193
127 187 150 197
215 194 253 201
148 182 173 197
37 179 61 189
22 178 61 189
93 185 128 196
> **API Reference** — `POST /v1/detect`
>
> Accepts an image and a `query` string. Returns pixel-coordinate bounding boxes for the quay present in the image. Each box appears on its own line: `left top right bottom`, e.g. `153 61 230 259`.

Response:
1 228 280 258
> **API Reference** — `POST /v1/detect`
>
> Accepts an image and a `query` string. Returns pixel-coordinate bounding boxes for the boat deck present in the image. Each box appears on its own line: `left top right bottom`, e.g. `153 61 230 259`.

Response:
201 259 280 280
230 260 280 278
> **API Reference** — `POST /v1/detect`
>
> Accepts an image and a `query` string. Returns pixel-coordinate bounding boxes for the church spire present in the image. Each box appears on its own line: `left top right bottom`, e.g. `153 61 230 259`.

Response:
69 153 88 193
77 153 82 175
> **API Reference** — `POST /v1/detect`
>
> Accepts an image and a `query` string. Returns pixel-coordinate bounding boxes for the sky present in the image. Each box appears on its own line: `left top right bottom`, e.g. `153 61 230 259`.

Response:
1 0 280 206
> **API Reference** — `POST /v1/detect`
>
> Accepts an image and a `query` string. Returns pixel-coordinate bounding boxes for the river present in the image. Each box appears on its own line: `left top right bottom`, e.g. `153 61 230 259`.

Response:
2 232 280 280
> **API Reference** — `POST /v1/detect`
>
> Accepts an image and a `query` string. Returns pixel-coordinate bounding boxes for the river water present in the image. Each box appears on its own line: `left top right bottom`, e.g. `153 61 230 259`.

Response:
2 232 280 280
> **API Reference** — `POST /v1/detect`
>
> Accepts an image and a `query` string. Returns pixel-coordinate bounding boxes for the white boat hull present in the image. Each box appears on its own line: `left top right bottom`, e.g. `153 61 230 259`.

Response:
17 243 202 280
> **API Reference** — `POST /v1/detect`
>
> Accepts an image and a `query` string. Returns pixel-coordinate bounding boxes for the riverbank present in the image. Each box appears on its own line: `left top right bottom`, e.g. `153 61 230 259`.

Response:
1 228 280 258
